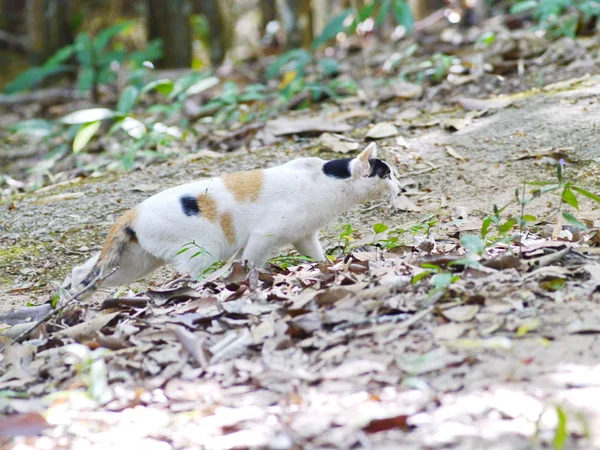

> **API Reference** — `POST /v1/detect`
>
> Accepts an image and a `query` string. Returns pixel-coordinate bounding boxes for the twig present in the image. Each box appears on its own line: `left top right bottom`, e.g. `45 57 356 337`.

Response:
9 267 118 345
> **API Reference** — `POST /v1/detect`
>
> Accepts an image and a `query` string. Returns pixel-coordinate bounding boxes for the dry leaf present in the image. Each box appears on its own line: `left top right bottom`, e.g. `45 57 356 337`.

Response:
265 116 351 136
0 412 50 438
366 122 398 139
396 347 465 374
446 146 465 160
363 415 413 433
393 194 419 212
441 305 480 322
318 133 359 154
458 97 513 110
390 80 423 99
33 192 85 205
54 311 121 340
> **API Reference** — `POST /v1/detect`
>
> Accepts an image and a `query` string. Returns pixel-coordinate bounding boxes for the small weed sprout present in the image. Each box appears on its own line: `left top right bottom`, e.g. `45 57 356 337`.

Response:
175 240 212 260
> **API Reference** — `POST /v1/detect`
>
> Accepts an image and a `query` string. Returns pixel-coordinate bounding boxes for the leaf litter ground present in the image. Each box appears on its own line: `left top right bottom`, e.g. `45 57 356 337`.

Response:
3 78 600 449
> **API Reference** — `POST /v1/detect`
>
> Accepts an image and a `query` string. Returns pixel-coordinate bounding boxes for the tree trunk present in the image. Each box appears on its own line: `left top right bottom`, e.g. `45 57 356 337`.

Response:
285 0 313 49
259 0 276 35
408 0 444 21
26 0 73 64
192 0 233 66
146 0 192 68
1 0 26 34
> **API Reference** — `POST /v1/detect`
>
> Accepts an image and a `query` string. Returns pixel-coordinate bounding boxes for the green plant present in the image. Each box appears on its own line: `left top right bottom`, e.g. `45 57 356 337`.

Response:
372 223 389 243
4 22 163 102
510 0 600 38
176 240 213 260
481 159 600 246
64 344 113 404
269 253 314 269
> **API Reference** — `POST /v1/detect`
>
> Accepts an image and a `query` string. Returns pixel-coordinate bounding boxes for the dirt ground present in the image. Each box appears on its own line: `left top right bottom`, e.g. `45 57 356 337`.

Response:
3 74 600 449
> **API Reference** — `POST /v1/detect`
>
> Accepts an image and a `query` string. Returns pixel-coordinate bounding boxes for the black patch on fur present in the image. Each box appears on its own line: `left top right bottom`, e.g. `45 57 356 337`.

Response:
322 158 352 179
125 226 138 244
180 195 200 216
368 158 391 179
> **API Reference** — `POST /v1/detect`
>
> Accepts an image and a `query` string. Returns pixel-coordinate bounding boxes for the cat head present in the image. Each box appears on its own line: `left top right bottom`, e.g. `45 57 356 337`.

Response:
322 143 400 201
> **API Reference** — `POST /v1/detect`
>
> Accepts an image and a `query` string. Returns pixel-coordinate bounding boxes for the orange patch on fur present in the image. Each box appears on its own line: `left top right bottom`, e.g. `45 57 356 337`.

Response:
100 208 137 260
220 212 235 245
222 169 264 203
197 194 218 223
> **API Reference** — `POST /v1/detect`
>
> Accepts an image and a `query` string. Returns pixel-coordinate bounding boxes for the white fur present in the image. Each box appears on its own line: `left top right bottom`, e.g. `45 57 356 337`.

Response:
72 143 400 290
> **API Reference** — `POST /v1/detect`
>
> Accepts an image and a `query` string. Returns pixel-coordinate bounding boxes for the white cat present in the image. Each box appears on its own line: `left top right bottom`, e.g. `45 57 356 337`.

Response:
71 143 400 295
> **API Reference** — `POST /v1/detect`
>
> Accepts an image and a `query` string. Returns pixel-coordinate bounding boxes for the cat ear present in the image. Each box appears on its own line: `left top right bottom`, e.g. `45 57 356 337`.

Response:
352 142 378 178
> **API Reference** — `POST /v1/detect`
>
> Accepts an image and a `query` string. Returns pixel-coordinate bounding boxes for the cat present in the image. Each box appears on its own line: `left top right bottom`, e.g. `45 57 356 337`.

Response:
70 142 400 295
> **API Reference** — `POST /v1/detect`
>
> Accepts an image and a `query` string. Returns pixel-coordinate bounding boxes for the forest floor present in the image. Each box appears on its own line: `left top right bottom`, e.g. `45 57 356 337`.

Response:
3 50 600 448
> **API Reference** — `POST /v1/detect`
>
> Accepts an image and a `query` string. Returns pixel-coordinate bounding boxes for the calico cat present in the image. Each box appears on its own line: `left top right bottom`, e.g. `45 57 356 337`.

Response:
70 142 400 295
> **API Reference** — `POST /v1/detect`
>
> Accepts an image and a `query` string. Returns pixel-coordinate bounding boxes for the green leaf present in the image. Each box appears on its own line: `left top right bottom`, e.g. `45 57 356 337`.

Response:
553 405 568 450
93 21 132 53
44 44 77 68
78 67 95 92
96 67 116 85
97 49 127 66
509 0 539 14
61 108 118 124
129 39 163 67
421 263 442 272
75 33 93 67
522 214 537 222
411 271 431 284
117 86 140 114
266 49 312 79
376 0 392 26
461 234 484 255
572 186 600 204
73 121 101 153
9 119 54 137
432 272 453 290
3 65 73 94
168 72 205 100
481 216 493 238
373 223 389 234
393 0 414 32
185 76 220 96
312 8 353 48
140 79 174 96
557 160 563 183
561 187 579 210
497 218 518 234
562 212 587 230
318 58 340 76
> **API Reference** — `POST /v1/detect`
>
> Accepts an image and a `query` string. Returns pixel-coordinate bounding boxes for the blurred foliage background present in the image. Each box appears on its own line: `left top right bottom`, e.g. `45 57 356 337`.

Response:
1 0 599 186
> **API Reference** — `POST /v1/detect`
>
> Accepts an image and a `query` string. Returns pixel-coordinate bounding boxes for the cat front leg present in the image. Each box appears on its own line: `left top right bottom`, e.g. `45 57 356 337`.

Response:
241 232 276 268
293 231 325 261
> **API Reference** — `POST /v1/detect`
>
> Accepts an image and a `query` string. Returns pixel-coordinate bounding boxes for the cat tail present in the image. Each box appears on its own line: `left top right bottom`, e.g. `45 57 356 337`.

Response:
73 209 138 294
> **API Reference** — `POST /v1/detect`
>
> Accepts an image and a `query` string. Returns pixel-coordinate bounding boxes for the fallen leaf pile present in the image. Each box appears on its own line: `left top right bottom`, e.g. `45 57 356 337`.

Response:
2 225 600 448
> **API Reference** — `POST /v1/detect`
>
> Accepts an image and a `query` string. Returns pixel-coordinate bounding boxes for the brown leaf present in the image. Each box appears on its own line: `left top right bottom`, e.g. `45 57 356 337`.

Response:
54 311 121 340
314 288 351 307
363 414 413 433
146 286 202 306
0 412 50 438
